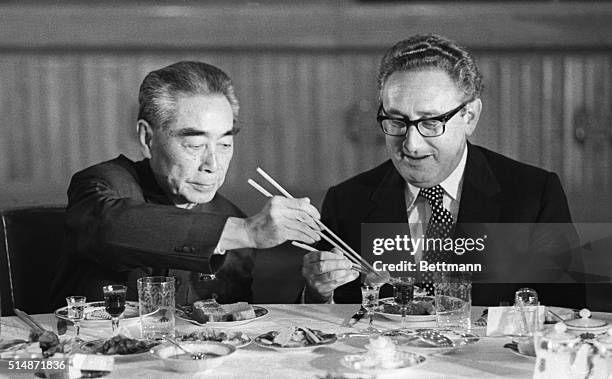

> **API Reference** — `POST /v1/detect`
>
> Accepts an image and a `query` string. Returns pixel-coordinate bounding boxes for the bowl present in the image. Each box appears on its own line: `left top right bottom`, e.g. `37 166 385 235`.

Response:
152 341 236 373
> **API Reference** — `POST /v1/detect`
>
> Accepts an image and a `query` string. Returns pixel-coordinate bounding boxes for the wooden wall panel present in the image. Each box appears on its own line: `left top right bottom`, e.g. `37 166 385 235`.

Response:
1 51 611 220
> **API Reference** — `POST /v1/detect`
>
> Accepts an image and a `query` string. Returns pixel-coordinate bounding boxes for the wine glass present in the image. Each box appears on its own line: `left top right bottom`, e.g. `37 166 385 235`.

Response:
102 284 127 334
65 296 86 342
392 276 415 330
360 284 381 335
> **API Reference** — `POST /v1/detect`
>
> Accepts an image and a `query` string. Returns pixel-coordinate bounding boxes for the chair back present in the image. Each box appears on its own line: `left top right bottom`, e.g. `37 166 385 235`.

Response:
0 206 66 316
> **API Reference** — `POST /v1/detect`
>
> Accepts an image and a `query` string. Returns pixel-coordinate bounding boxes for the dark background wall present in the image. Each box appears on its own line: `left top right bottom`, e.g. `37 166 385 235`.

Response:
1 1 611 303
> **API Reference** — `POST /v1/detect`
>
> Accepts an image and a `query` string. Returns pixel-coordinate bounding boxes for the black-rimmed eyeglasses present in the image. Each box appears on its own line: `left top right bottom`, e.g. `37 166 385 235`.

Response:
376 101 469 138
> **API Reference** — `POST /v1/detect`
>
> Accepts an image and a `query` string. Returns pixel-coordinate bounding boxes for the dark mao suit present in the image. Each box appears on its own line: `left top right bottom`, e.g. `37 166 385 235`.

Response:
51 155 254 308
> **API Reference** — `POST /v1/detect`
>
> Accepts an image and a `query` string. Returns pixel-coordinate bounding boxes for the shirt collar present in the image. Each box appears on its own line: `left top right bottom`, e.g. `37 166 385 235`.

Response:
404 145 468 207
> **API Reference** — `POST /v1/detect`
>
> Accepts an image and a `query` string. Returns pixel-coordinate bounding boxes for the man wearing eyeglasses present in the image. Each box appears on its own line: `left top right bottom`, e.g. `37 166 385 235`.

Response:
302 34 583 307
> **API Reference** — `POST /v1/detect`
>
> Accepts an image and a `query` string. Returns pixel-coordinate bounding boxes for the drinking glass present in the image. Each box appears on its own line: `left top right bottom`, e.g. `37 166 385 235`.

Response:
434 272 471 331
102 285 127 334
515 287 538 306
137 276 175 340
392 276 415 330
65 296 87 342
360 285 381 335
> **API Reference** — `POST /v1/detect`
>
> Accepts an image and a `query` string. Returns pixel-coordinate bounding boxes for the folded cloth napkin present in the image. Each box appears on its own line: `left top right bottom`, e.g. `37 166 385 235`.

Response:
486 306 545 336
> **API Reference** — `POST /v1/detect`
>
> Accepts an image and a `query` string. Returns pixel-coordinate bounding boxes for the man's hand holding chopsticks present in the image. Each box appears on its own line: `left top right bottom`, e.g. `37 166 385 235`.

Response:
218 196 322 250
302 248 360 301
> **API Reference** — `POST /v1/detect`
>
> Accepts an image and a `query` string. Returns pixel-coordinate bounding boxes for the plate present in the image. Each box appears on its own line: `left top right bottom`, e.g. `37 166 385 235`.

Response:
176 305 268 326
392 329 480 354
55 301 139 326
254 330 337 351
503 341 536 359
178 329 252 348
78 338 159 361
375 297 436 322
341 351 426 372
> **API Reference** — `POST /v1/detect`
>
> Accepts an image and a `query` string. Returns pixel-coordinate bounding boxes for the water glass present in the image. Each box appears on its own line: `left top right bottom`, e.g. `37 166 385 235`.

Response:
434 272 471 331
66 296 87 342
137 276 175 340
102 284 127 334
360 285 381 334
392 276 415 330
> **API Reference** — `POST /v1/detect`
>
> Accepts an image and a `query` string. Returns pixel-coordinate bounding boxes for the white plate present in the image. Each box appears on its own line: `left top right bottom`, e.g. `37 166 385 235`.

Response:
254 330 337 351
375 297 436 322
78 338 159 361
392 329 480 355
503 341 536 359
178 330 252 349
176 305 268 327
54 301 139 326
341 351 426 372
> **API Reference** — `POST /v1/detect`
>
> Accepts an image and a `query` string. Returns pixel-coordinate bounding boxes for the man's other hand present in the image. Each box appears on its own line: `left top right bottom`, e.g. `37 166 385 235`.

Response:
302 248 359 301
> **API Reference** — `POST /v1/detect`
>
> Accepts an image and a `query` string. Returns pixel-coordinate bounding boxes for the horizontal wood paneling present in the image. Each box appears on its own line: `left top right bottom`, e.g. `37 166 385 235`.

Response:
1 3 611 224
1 3 612 49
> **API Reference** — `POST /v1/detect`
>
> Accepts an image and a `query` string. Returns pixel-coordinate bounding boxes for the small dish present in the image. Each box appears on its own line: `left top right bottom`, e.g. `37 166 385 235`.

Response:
392 329 479 354
178 329 252 348
152 341 235 373
375 297 436 322
254 329 337 351
341 351 426 372
176 305 268 326
78 337 159 361
503 341 536 359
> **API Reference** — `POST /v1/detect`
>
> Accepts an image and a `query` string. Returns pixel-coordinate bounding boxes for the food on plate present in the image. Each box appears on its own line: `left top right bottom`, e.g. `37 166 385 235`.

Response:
179 330 251 347
257 327 335 348
380 297 435 316
192 299 256 323
81 335 159 355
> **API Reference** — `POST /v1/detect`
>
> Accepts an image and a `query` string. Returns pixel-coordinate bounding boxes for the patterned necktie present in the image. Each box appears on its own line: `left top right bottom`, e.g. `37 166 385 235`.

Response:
418 185 454 295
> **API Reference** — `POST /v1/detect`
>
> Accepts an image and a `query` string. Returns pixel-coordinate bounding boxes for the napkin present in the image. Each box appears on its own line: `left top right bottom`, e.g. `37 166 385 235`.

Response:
486 306 545 336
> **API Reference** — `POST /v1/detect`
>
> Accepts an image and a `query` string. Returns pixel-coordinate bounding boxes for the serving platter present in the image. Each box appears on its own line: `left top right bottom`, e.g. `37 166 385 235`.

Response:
375 297 436 322
393 329 480 355
254 330 337 351
178 329 252 348
54 301 139 326
176 305 268 327
78 338 159 361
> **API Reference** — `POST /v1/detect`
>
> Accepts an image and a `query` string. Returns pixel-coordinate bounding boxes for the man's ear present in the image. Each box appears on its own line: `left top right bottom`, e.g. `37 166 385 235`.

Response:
464 98 482 137
137 119 153 159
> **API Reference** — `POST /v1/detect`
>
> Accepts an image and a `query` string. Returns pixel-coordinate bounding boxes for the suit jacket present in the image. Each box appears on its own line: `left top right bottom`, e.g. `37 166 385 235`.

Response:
317 143 585 308
51 155 255 308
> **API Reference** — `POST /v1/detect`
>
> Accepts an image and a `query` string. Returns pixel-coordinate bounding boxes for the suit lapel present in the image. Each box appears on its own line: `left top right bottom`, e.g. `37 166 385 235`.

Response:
457 143 502 223
367 162 409 223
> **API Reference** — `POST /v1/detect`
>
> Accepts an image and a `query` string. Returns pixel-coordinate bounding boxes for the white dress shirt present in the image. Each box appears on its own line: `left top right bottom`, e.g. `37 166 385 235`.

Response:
404 146 468 263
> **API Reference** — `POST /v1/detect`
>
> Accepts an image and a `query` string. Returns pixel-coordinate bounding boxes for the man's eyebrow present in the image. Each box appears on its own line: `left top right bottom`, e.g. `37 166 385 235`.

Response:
170 127 238 137
384 107 440 118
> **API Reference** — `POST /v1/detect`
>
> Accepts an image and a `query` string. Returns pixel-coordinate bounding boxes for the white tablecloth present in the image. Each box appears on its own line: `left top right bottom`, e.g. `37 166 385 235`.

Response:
3 304 603 378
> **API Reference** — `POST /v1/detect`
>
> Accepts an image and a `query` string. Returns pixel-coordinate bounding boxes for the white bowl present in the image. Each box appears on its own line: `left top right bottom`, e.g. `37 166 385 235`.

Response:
152 341 236 373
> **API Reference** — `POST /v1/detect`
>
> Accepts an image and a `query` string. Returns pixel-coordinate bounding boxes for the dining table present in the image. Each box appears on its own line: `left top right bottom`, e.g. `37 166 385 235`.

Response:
1 304 608 379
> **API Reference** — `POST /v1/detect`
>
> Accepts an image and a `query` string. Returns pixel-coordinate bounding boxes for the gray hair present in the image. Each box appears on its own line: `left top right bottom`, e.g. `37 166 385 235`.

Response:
138 61 240 130
378 34 483 102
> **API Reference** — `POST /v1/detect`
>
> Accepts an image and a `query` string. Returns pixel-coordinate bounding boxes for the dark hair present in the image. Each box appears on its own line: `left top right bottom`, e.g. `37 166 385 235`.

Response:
377 34 483 101
137 61 240 130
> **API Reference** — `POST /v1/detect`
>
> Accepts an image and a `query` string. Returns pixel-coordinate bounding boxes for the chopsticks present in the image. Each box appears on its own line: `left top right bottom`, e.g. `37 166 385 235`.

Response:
248 167 376 275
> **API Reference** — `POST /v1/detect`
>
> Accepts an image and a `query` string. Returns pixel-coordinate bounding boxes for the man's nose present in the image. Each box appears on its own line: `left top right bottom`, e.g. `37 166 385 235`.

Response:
402 124 427 153
199 147 218 172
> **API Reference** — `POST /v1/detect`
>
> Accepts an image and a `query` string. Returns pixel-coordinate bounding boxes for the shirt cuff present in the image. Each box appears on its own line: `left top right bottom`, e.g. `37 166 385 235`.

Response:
213 244 226 256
